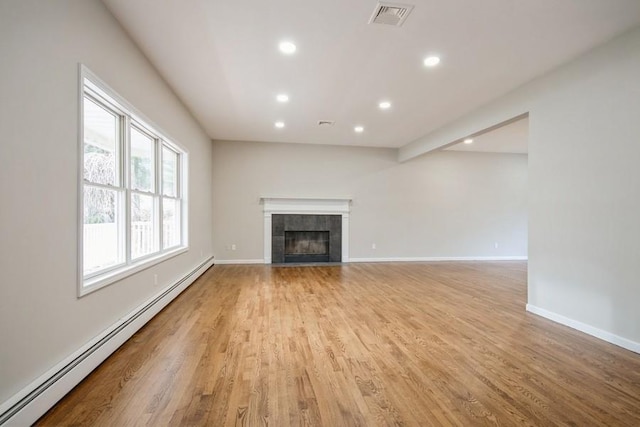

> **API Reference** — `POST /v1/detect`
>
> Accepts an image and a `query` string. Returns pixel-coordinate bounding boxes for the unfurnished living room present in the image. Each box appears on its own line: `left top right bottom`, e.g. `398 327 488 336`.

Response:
1 0 640 425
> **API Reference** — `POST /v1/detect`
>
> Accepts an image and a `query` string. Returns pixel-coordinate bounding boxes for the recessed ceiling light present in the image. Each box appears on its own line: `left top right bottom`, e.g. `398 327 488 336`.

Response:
276 94 289 103
354 126 364 133
275 121 285 128
279 41 296 55
464 138 473 144
423 55 441 67
379 101 391 110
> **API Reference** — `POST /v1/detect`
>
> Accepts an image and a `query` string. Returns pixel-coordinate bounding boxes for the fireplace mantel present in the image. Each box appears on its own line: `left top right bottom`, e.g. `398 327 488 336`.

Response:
260 197 351 263
261 197 351 214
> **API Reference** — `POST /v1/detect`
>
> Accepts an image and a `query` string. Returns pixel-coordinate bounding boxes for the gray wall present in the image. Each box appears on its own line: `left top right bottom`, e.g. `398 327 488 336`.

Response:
212 140 528 262
0 0 214 403
528 27 640 344
401 26 640 346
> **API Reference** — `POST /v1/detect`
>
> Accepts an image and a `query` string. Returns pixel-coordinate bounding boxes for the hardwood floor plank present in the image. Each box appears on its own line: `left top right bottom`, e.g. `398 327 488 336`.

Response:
36 262 640 426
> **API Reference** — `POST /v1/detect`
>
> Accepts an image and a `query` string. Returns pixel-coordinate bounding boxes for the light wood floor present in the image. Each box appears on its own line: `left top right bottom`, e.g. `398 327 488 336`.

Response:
38 262 640 426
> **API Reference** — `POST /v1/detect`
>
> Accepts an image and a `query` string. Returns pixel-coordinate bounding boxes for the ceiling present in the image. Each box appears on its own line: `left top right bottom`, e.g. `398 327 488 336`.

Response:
445 116 528 154
102 0 640 148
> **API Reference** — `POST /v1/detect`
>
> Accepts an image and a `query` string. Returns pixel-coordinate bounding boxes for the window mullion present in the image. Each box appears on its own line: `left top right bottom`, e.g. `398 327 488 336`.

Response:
177 153 184 247
123 114 132 266
158 141 164 251
176 151 181 199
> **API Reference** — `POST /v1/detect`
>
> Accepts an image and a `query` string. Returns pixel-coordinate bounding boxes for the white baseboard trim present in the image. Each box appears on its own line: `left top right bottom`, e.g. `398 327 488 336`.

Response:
0 257 215 427
215 256 528 265
214 259 265 265
349 256 528 263
526 304 640 354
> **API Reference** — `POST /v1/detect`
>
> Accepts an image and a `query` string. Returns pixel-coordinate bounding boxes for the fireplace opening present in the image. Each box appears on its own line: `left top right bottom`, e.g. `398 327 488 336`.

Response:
284 231 330 263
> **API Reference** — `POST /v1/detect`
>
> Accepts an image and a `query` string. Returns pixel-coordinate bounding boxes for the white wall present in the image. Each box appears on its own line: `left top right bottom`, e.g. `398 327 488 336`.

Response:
0 0 213 404
527 26 640 347
212 140 527 262
400 26 640 348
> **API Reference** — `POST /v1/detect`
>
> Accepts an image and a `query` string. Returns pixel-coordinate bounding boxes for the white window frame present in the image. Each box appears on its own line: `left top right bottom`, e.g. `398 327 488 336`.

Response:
78 65 189 297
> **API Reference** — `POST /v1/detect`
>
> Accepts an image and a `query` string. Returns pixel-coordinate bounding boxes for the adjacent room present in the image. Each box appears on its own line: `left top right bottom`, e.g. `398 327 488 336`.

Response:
1 0 639 425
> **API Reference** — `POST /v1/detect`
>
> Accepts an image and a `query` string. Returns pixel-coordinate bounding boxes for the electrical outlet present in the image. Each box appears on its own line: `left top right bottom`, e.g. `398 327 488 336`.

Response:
231 244 236 251
372 243 376 250
494 242 499 249
154 274 158 285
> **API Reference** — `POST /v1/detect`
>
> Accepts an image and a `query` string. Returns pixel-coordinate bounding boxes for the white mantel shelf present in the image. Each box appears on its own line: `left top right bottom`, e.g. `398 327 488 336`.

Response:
261 197 352 214
260 197 352 264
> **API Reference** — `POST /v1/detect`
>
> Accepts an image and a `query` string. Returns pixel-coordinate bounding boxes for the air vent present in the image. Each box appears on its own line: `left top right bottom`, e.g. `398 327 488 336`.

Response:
318 120 335 126
369 2 414 26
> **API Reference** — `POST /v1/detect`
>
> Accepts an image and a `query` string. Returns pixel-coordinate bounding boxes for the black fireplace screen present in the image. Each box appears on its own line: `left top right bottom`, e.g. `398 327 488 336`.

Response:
285 231 330 255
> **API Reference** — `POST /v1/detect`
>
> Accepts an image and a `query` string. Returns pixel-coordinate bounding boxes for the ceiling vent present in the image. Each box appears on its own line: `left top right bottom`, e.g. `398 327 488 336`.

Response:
369 2 414 26
318 120 335 126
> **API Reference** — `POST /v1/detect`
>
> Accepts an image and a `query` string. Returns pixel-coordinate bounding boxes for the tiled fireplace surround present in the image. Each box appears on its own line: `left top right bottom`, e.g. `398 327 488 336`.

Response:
261 198 351 264
271 214 342 263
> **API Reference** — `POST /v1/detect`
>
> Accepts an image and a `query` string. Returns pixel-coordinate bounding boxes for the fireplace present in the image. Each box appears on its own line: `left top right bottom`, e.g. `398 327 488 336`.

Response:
271 214 341 264
261 197 351 263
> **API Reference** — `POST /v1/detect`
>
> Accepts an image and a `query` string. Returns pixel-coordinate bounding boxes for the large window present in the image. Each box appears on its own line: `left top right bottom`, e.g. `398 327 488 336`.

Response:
80 67 188 295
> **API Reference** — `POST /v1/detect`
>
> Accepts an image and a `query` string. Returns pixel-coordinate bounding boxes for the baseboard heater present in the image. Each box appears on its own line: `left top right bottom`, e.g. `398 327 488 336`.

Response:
0 256 215 426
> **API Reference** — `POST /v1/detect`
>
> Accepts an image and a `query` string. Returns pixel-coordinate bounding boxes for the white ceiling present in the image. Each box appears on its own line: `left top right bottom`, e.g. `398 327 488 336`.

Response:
102 0 640 148
446 116 528 154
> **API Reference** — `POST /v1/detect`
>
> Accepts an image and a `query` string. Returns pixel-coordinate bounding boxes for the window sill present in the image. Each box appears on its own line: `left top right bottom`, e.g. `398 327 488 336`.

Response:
79 246 188 297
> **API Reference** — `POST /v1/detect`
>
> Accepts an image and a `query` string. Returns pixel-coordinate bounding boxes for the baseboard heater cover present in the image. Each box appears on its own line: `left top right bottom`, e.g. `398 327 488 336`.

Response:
0 256 215 426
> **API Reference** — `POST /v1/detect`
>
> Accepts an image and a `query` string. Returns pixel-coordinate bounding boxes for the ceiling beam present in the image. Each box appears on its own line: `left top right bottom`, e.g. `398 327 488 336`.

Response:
398 90 532 162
